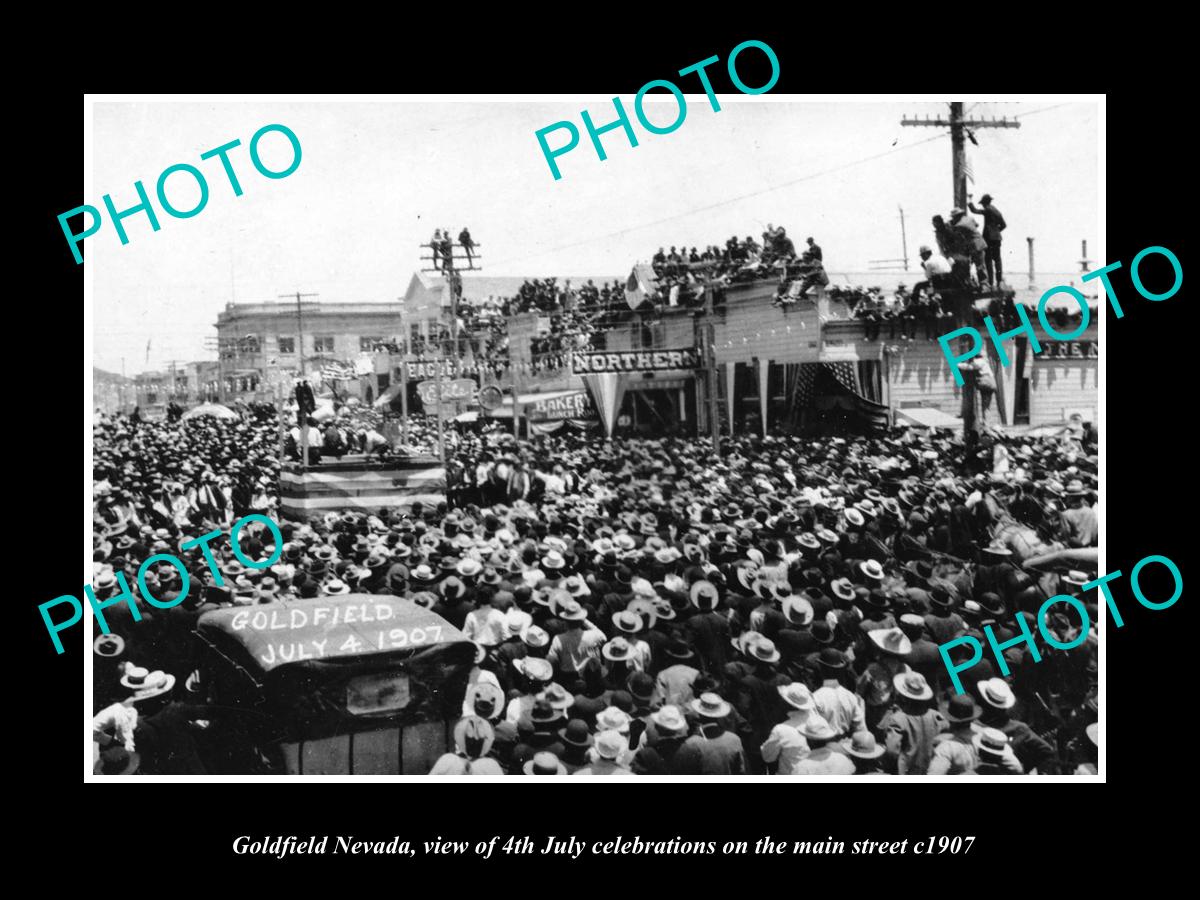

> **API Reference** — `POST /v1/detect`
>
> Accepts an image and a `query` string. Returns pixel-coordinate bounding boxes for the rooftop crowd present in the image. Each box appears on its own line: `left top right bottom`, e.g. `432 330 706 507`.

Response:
92 403 1099 777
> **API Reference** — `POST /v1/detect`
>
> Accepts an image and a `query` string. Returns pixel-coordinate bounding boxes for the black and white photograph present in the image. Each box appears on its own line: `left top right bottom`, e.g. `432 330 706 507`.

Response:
82 95 1103 780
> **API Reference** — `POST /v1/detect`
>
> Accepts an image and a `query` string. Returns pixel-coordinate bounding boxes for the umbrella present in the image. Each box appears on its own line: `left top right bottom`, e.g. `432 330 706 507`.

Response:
182 403 239 421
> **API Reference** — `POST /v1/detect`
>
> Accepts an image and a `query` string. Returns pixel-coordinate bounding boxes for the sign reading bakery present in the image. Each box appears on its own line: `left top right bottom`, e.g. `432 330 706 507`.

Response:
572 348 700 374
1037 340 1098 361
527 391 597 422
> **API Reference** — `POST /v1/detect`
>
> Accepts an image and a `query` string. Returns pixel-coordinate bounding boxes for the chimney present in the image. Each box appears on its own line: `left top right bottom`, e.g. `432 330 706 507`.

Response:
1026 237 1035 290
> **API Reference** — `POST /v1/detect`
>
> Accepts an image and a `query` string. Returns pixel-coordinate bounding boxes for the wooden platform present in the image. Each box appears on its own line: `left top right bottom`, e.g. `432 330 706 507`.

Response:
278 455 445 521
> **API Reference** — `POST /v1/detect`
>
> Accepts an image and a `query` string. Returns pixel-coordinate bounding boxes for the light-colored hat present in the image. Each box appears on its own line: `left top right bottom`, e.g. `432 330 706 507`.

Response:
1062 570 1091 588
859 559 885 581
690 692 732 719
651 705 687 735
782 595 814 626
523 751 567 775
844 508 865 528
594 729 628 761
977 677 1017 710
453 715 495 759
777 682 814 711
514 656 553 682
746 637 781 664
869 627 912 656
894 671 932 701
802 716 838 741
541 550 567 570
522 625 549 649
602 636 636 663
93 634 125 658
322 578 351 596
456 558 483 578
844 731 886 760
596 706 632 733
504 608 532 638
973 727 1011 759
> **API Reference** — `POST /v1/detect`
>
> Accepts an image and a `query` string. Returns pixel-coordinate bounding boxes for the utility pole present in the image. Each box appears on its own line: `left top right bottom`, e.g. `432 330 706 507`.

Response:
279 291 319 377
279 291 318 471
898 205 909 271
703 285 721 458
418 234 482 464
398 297 410 447
901 103 1020 209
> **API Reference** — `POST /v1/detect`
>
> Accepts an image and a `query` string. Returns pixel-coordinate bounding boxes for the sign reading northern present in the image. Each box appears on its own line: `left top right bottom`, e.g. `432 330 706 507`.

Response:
572 348 699 374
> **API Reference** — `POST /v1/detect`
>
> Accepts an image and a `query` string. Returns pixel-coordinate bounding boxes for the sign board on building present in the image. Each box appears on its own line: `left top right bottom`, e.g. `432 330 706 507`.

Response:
405 359 466 380
1038 340 1098 360
526 391 597 422
571 348 699 374
416 378 477 406
478 385 504 411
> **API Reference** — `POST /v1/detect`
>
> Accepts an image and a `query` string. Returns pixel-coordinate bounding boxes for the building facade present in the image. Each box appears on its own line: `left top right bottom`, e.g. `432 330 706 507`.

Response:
500 272 1098 436
213 299 406 403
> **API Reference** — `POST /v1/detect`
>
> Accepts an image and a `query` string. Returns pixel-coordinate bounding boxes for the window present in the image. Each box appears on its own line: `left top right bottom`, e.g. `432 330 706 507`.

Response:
278 336 295 354
637 321 666 349
313 336 335 354
410 323 422 344
146 392 157 405
360 336 384 352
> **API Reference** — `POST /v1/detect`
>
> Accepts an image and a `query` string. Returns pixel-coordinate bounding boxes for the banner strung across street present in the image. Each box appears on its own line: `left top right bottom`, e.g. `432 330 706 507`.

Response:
571 348 699 374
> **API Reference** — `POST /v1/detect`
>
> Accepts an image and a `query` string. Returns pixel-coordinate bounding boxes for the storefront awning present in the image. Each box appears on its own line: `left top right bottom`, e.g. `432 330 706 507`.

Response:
895 406 960 429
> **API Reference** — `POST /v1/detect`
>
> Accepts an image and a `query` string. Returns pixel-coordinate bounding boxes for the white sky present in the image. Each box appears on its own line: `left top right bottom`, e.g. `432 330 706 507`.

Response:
91 98 1098 376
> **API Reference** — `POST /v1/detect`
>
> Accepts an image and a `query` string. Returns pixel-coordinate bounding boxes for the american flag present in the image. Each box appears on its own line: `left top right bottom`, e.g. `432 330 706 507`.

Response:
320 361 356 381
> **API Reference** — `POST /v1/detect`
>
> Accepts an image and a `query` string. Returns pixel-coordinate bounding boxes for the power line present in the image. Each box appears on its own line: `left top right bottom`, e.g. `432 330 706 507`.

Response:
487 132 950 269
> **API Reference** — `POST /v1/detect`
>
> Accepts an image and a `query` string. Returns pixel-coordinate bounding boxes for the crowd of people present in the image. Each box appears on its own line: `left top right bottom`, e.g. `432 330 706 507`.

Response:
92 403 1099 777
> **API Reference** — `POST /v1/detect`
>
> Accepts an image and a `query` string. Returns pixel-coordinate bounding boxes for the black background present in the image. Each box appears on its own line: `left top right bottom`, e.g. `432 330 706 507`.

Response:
22 19 1191 879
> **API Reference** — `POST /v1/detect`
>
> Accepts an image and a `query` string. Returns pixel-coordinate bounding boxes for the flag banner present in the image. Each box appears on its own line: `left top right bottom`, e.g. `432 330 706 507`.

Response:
582 373 626 438
624 263 658 310
320 361 356 380
757 358 770 438
572 348 699 374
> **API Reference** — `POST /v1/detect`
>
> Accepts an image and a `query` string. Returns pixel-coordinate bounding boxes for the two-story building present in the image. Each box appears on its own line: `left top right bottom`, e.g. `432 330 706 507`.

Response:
500 269 1098 437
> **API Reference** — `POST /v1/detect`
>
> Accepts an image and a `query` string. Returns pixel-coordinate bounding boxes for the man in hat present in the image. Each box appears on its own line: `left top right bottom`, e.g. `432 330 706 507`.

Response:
967 193 1007 287
882 672 945 775
573 729 635 777
813 649 866 739
761 683 821 775
547 597 605 681
977 677 1058 774
1059 481 1098 548
791 718 855 775
655 639 701 709
973 728 1024 775
430 716 505 775
640 705 690 772
928 695 1020 774
675 693 746 775
733 636 790 774
684 580 731 675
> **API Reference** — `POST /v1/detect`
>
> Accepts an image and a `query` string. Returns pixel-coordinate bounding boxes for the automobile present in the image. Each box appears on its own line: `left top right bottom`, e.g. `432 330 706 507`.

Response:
193 593 474 774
